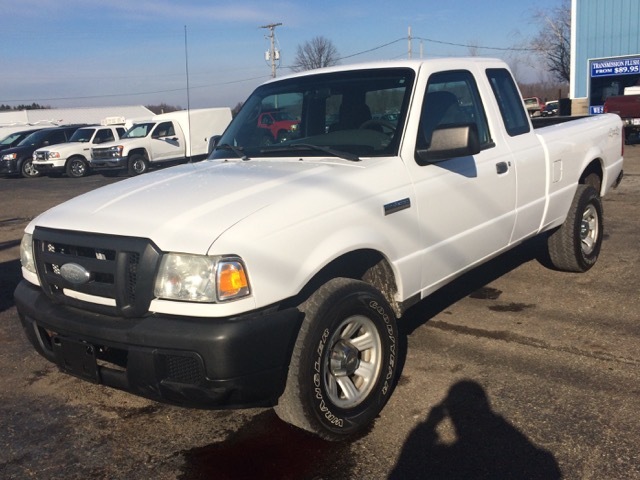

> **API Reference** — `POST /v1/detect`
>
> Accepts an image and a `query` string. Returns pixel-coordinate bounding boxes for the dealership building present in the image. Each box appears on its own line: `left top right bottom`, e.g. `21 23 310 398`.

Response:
571 0 640 114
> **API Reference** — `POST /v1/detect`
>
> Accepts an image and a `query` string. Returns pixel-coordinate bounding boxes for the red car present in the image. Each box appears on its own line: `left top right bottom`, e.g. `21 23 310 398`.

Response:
257 110 299 142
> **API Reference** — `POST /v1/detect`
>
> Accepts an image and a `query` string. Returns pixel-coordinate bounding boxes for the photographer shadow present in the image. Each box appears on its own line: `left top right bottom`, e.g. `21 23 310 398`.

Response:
389 380 562 479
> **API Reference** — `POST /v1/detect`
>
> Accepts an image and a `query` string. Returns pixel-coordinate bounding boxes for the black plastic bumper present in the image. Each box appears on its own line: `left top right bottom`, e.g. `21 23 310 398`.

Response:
90 158 126 170
0 158 18 175
31 163 61 173
15 280 302 409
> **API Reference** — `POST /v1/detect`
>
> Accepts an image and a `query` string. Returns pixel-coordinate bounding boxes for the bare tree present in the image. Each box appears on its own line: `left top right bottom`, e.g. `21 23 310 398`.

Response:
291 36 340 72
529 0 571 83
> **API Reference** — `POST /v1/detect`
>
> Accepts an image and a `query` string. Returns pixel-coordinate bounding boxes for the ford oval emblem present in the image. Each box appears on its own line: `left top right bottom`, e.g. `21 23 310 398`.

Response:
60 263 91 285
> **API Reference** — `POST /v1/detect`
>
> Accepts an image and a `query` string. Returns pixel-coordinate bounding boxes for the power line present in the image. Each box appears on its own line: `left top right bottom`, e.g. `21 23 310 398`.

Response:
1 32 533 104
414 36 536 52
337 37 406 61
0 75 269 104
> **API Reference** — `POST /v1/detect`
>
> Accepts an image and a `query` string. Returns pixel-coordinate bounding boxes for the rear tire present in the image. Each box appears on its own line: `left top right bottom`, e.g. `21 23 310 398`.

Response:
547 185 603 272
128 154 148 176
275 278 399 440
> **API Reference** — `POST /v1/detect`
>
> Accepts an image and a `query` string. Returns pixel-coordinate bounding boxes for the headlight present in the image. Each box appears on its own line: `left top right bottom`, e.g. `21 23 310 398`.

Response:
154 254 250 303
48 151 60 159
20 233 36 274
109 146 124 157
2 153 17 161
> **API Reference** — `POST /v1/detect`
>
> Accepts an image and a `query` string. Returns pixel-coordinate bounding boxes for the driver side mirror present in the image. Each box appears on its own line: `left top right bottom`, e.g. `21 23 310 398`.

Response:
415 124 480 164
208 135 221 155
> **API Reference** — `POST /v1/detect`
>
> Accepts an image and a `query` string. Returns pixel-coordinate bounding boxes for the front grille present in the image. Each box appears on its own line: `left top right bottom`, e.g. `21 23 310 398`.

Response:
33 227 161 317
92 149 116 160
35 151 48 161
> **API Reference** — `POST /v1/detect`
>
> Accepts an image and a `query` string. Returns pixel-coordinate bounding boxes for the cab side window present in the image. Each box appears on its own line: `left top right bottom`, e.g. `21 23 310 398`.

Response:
95 128 115 144
417 70 492 152
486 68 531 136
154 121 174 137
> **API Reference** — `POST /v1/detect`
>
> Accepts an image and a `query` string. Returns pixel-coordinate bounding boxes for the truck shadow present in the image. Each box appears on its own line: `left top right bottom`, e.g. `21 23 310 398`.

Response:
399 236 549 336
388 379 562 479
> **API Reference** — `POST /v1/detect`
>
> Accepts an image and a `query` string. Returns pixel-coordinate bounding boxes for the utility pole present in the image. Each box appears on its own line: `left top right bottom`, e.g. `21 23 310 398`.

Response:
261 22 282 78
408 26 412 59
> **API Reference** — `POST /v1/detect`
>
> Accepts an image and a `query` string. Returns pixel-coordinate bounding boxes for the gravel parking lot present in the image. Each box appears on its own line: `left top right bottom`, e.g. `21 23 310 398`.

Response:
1 147 639 480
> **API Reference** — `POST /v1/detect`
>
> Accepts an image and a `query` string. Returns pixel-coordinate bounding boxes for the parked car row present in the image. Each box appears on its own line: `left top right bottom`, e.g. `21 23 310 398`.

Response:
0 126 84 178
0 107 232 179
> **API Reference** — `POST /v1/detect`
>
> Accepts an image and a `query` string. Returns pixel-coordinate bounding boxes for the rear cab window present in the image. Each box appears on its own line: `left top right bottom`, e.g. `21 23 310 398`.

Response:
486 68 531 136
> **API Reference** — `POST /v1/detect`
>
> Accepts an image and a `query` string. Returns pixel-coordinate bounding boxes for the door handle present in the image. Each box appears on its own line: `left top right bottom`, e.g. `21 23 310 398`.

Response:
496 161 509 174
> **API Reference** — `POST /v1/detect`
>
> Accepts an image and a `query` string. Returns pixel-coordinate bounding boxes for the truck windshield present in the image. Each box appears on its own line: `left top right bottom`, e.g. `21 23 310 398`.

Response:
124 123 155 139
210 67 415 160
69 128 95 143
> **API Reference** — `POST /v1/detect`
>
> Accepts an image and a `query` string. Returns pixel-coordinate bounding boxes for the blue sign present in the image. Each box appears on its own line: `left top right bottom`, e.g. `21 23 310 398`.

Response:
591 57 640 77
590 106 604 115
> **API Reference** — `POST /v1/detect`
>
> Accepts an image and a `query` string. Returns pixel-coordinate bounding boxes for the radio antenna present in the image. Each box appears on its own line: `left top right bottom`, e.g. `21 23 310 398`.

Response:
184 25 193 163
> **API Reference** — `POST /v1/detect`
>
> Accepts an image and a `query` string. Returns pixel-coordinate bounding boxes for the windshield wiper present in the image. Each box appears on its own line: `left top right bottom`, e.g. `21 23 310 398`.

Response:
215 143 250 160
263 143 360 162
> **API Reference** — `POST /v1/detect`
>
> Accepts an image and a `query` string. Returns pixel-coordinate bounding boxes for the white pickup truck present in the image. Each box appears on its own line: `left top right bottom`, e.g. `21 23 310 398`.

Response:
90 107 232 176
33 125 127 178
15 58 624 440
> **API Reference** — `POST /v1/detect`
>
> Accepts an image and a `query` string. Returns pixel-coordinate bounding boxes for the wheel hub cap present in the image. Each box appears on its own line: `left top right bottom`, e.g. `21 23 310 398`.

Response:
330 339 360 376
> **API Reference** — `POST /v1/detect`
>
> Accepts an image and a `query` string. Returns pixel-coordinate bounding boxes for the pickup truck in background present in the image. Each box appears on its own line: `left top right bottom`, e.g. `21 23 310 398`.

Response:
15 58 624 440
523 96 544 117
33 125 127 178
90 108 232 176
604 94 640 143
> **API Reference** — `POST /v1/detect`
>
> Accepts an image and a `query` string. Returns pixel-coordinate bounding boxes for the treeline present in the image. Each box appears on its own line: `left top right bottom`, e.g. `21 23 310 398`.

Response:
0 103 50 111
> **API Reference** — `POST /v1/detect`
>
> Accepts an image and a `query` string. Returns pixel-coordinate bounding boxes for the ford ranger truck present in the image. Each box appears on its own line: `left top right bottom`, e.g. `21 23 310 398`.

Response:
15 58 624 440
33 125 126 178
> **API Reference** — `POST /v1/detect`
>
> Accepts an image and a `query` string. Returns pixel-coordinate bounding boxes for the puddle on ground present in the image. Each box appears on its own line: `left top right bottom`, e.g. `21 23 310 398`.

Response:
178 410 352 480
488 303 535 313
469 287 502 300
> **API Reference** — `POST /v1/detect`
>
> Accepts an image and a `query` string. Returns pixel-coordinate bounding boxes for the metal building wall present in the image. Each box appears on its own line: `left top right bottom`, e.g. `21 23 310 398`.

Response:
571 0 640 98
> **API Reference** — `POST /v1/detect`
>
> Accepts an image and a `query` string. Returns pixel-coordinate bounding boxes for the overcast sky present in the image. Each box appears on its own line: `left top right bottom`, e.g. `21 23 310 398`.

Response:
0 0 560 110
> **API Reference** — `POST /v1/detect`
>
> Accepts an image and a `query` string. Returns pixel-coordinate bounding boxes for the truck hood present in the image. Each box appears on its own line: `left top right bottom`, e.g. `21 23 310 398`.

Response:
37 142 90 154
29 158 362 254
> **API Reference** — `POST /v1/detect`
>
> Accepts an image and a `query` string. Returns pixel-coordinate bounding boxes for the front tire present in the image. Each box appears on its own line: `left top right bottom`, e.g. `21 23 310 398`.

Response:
275 278 399 440
66 156 89 178
547 184 603 272
128 154 148 176
20 159 40 178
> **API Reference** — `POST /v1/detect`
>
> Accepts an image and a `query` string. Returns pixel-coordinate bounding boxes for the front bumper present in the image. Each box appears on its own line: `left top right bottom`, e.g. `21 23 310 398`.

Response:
0 158 18 175
90 157 126 170
15 280 302 408
32 162 63 173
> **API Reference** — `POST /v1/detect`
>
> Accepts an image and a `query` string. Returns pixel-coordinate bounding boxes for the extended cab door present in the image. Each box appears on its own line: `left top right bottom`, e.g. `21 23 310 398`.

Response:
149 121 184 162
485 68 547 243
404 69 517 292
